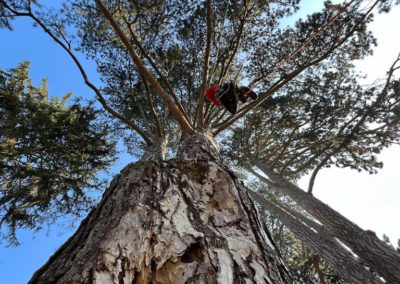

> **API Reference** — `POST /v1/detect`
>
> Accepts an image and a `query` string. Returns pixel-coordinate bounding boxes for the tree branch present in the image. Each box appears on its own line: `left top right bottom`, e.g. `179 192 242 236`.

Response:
308 52 400 193
219 9 247 81
142 78 162 138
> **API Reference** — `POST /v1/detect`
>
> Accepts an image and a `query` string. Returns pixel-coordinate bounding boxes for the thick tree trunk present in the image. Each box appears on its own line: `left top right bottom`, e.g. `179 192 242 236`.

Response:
254 163 400 284
249 190 383 284
29 133 291 283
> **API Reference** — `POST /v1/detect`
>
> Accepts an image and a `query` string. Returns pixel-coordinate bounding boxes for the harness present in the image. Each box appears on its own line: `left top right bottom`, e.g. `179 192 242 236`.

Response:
215 84 230 100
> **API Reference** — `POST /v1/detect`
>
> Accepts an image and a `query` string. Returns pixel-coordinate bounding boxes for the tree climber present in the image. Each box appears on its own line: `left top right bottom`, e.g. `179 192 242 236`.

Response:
205 82 258 114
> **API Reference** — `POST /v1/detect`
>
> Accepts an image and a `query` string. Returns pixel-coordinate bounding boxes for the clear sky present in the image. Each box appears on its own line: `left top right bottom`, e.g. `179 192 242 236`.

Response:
0 1 399 283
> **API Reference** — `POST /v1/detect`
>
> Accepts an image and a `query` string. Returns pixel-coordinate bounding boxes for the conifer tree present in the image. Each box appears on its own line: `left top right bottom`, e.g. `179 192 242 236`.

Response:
0 62 116 245
1 0 399 283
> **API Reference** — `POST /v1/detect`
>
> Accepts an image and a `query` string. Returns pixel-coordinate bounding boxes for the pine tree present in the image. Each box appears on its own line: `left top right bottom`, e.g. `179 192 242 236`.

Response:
253 189 345 284
1 0 399 283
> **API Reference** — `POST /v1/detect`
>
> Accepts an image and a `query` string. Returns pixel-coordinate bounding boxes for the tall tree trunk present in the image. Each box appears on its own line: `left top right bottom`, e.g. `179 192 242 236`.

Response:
249 190 383 284
254 163 400 284
29 132 291 283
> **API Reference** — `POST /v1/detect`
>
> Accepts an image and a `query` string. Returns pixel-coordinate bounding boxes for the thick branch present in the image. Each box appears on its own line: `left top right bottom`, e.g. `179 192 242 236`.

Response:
122 16 190 124
94 0 193 134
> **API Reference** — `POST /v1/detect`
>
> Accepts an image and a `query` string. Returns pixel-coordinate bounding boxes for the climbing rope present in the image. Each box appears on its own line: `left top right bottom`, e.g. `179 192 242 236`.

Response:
246 0 358 94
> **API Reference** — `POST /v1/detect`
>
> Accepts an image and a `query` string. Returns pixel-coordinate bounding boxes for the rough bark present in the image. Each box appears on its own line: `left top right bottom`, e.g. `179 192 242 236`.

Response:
142 137 168 162
254 163 400 284
249 190 383 284
29 133 291 283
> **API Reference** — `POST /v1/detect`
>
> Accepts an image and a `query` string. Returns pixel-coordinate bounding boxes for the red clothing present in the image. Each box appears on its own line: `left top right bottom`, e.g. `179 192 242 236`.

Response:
204 83 221 106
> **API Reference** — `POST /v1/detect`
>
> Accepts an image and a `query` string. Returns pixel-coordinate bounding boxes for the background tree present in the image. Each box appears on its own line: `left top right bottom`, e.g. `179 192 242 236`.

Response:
0 0 399 283
0 62 116 245
222 53 400 282
224 42 400 191
254 184 344 284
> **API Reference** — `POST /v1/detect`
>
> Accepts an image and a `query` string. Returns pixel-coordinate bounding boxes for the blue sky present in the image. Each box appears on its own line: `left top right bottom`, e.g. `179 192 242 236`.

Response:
0 12 133 283
1 1 399 283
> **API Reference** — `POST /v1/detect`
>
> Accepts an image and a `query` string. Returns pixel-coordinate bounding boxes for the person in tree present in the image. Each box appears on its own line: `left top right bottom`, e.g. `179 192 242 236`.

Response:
205 82 258 114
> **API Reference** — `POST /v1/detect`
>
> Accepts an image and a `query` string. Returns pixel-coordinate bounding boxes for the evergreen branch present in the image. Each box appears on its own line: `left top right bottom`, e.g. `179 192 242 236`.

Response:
308 52 400 193
219 8 247 82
